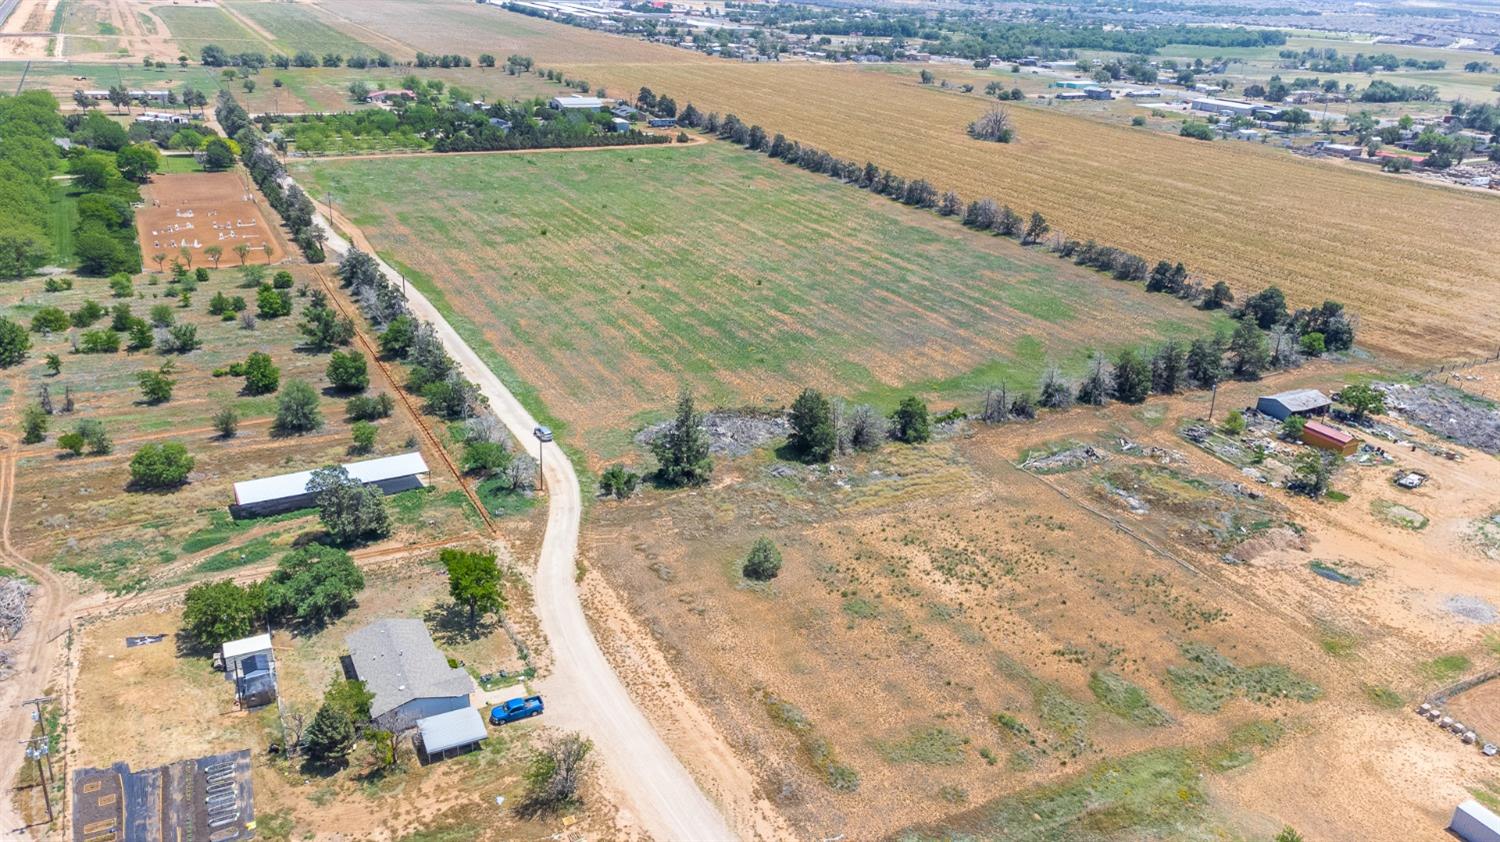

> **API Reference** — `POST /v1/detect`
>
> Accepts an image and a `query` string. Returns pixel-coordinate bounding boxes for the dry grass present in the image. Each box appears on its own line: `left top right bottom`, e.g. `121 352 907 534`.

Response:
324 2 1500 363
1 247 477 594
295 142 1225 459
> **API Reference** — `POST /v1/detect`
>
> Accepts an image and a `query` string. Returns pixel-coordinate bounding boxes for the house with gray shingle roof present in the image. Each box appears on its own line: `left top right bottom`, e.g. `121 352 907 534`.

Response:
345 619 475 731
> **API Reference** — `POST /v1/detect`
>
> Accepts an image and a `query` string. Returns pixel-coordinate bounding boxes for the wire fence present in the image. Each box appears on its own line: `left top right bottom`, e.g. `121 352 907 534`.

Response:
1415 349 1500 381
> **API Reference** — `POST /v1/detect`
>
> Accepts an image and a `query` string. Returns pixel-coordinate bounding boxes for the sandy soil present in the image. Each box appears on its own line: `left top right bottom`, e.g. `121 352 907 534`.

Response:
137 170 288 269
580 362 1500 840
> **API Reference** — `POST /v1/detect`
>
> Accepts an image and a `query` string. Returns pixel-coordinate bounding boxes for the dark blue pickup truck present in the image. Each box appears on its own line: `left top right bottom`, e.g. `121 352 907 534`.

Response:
490 695 544 725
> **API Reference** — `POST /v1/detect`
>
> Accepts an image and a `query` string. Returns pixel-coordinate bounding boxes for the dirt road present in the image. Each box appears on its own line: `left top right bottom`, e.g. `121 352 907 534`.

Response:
0 433 83 834
310 206 736 841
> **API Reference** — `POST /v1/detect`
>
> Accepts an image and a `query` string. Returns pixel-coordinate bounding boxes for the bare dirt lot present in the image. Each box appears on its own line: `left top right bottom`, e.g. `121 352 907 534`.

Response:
69 564 618 841
581 365 1500 840
137 171 287 268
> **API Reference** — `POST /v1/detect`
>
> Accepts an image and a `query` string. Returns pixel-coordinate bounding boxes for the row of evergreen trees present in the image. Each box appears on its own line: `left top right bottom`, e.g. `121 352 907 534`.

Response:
216 92 326 263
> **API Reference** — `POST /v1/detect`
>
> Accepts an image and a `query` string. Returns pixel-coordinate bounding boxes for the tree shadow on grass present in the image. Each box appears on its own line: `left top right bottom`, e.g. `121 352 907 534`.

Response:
423 601 497 647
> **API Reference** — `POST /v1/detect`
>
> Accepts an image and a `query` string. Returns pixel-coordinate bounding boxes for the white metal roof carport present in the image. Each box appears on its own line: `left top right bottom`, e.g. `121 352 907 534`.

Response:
418 707 487 755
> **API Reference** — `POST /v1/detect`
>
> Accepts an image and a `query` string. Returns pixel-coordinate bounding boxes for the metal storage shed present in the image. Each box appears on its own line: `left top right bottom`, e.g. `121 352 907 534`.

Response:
1256 389 1331 421
417 707 487 761
1301 421 1359 456
231 452 429 517
1452 799 1500 842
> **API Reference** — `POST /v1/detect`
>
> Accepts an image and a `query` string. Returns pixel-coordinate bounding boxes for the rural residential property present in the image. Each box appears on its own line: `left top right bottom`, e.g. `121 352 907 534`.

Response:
0 0 1498 838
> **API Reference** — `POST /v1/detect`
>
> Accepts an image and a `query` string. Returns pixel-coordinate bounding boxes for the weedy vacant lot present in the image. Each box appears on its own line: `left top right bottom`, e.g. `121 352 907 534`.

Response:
330 2 1500 362
0 258 477 595
296 142 1225 459
583 369 1500 840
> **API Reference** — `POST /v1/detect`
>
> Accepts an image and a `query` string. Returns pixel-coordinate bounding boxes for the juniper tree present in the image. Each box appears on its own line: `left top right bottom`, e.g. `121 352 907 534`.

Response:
1112 349 1151 404
651 391 712 487
788 388 836 463
1150 340 1187 394
1186 337 1224 387
1076 356 1110 406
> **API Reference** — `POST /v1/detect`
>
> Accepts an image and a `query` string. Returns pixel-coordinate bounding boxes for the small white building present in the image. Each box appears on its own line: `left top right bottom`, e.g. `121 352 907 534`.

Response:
220 633 276 708
1452 799 1500 842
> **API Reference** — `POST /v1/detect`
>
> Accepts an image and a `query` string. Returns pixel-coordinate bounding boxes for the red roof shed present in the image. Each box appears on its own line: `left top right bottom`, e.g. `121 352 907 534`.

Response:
1301 421 1359 456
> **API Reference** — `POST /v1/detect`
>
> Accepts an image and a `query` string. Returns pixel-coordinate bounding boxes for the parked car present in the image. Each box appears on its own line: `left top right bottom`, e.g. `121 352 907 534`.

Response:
533 425 553 443
490 695 544 725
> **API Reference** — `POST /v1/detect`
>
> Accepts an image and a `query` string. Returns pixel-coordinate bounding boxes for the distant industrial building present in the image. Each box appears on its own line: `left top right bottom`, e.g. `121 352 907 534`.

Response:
1053 79 1092 90
1321 143 1365 158
231 452 429 518
345 619 475 732
549 95 605 110
647 116 677 128
1301 421 1359 456
220 633 276 708
1256 389 1331 421
1190 97 1258 118
1083 87 1114 100
610 117 631 132
1452 799 1500 842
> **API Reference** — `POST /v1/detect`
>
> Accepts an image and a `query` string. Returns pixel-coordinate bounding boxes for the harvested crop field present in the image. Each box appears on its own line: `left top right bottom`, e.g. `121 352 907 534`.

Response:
137 171 286 268
223 1 381 59
323 0 1500 363
152 4 269 58
295 142 1227 458
313 0 701 65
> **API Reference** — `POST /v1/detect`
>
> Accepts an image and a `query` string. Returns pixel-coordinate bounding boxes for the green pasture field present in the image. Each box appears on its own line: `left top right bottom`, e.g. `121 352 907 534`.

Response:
49 181 79 265
3 60 226 100
297 142 1228 459
152 5 270 58
223 1 380 58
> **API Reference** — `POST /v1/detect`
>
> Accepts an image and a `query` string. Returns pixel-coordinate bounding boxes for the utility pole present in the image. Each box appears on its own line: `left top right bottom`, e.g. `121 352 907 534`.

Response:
1207 383 1219 423
19 738 53 823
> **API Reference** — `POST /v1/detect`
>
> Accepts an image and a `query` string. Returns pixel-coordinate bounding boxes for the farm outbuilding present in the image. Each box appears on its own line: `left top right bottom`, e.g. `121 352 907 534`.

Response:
549 95 605 111
220 633 276 707
1451 799 1500 842
1301 421 1359 456
1256 389 1331 421
416 706 487 762
1190 97 1258 118
346 619 475 732
230 452 430 518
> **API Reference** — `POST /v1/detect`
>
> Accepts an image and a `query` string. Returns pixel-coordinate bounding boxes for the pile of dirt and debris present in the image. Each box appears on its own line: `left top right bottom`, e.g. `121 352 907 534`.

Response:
636 410 791 459
0 577 33 642
1444 595 1498 624
1020 444 1106 473
1375 382 1500 454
